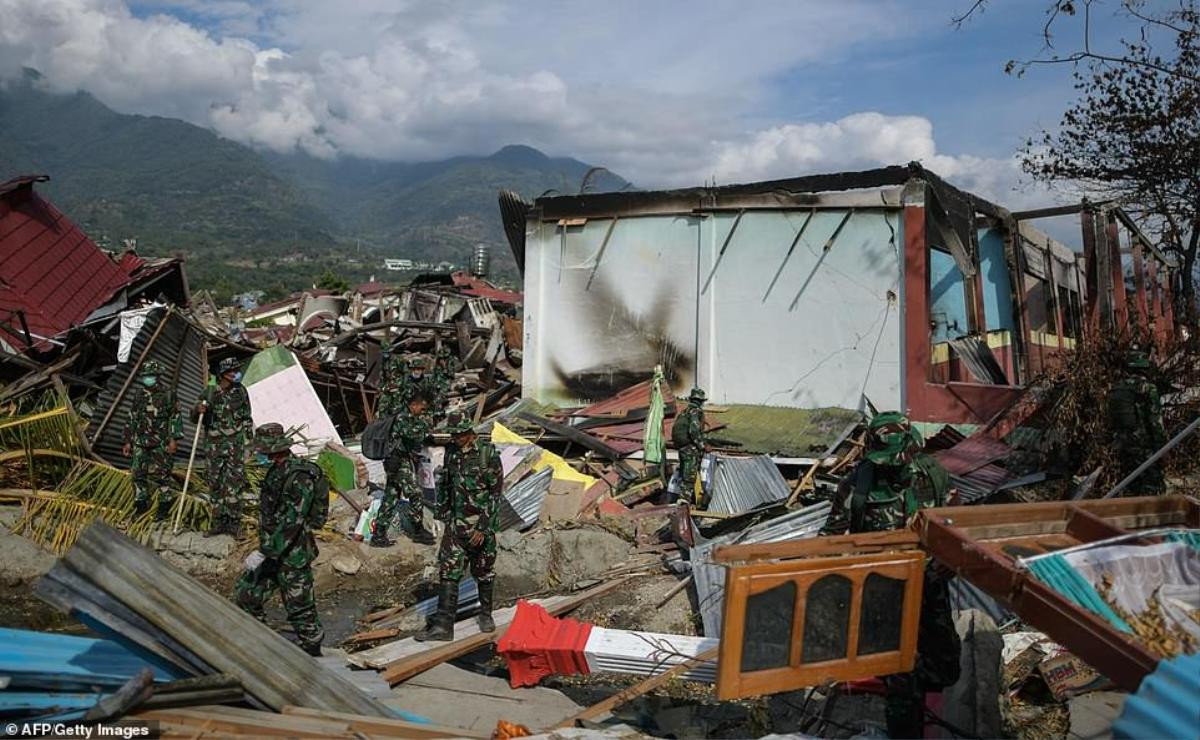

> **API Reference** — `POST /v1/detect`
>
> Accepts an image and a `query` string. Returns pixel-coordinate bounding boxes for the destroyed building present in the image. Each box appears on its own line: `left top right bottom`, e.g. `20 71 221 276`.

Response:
506 163 1177 429
0 175 189 356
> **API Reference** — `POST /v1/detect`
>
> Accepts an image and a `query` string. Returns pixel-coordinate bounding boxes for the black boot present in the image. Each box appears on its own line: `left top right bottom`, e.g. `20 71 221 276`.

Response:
414 581 458 642
154 496 174 522
370 523 394 548
477 580 496 633
302 642 323 657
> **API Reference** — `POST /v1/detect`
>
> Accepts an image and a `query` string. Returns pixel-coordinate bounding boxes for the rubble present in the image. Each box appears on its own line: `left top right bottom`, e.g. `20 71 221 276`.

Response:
2 168 1200 738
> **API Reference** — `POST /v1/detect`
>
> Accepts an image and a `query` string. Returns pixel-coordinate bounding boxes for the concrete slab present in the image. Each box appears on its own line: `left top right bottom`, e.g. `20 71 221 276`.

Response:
386 662 582 733
1067 691 1127 740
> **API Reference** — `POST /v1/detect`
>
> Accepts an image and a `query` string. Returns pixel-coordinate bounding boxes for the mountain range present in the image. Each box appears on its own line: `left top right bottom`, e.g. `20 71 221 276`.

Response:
0 72 629 299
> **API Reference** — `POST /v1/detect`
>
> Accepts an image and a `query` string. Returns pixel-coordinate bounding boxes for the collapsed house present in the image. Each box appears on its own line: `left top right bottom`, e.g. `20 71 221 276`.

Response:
0 175 189 357
504 163 1177 430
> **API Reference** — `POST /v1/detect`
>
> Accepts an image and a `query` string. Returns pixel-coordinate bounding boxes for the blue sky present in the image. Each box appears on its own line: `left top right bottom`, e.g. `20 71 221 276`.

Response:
0 0 1148 202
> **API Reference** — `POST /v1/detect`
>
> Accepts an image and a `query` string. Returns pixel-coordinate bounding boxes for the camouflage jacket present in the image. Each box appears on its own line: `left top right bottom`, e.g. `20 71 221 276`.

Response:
1107 376 1168 451
258 457 321 565
671 403 705 449
823 453 949 535
437 438 503 535
377 371 408 417
388 410 431 456
194 382 253 439
123 384 183 448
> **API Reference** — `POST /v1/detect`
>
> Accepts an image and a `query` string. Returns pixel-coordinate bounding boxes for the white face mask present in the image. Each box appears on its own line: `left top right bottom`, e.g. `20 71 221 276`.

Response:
141 376 157 387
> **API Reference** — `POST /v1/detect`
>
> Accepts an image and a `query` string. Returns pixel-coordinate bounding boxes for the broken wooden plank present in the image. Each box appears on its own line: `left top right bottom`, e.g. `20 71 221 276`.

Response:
379 578 631 686
134 705 355 737
516 411 624 461
35 521 392 716
555 646 720 727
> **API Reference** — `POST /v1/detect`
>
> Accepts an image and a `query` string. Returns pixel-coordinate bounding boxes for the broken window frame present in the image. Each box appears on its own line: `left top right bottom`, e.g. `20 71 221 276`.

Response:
715 550 926 700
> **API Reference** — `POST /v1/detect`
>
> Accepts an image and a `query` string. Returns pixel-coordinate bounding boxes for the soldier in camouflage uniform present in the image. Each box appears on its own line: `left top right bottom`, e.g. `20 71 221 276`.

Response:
376 343 409 418
193 356 254 535
122 359 183 520
374 392 434 547
233 423 326 656
670 388 707 505
429 345 456 422
1106 350 1169 495
822 412 959 739
415 414 504 642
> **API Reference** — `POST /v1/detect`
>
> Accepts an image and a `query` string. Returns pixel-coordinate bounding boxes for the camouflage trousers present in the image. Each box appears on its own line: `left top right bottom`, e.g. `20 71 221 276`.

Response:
205 434 247 525
381 452 421 536
676 446 703 505
234 557 324 651
884 567 961 738
130 443 174 511
437 524 496 584
1117 446 1166 495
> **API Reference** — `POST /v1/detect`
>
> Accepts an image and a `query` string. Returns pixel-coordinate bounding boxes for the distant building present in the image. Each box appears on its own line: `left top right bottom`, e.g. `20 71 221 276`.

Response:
384 258 415 271
231 290 265 311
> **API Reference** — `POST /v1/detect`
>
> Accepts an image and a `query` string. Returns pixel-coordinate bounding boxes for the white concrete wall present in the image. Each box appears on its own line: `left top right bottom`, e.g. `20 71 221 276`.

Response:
523 207 903 410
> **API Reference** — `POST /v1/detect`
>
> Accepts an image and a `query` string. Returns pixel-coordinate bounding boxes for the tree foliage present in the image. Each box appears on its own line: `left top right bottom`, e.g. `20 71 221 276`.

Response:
314 268 351 294
1019 2 1200 321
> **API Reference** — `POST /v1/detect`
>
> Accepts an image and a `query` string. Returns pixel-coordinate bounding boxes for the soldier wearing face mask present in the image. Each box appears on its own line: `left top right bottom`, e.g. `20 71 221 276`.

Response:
122 359 183 519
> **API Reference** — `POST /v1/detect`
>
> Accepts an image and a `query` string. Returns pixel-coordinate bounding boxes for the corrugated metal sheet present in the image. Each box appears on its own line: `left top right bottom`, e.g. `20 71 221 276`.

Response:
705 454 791 515
691 501 831 637
87 308 207 468
499 467 552 531
572 379 676 418
0 627 184 690
0 180 134 351
1112 652 1199 740
450 272 523 305
932 433 1015 504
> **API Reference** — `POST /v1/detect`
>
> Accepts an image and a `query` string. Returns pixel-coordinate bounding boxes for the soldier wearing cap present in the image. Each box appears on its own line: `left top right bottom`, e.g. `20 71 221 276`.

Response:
234 423 326 656
122 359 183 519
1107 350 1169 494
823 412 958 738
193 356 254 535
374 391 434 547
415 414 503 642
670 387 708 505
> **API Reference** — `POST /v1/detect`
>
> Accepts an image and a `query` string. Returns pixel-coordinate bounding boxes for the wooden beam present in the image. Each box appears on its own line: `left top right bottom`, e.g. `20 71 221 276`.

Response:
713 529 919 563
379 577 630 686
516 411 623 461
556 646 720 727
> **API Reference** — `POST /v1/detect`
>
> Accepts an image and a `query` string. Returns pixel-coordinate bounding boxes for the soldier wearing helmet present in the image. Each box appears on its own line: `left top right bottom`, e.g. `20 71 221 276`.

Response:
1106 350 1168 494
670 387 708 505
122 359 183 519
823 411 958 738
193 356 254 535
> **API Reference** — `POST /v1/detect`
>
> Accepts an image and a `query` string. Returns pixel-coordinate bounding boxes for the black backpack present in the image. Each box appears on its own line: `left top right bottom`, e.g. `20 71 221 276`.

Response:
361 414 396 460
287 460 330 530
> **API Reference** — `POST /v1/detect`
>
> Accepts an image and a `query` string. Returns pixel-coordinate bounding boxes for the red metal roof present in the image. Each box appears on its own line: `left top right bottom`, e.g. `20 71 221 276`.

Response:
355 281 386 295
572 379 677 418
0 177 134 351
450 271 523 304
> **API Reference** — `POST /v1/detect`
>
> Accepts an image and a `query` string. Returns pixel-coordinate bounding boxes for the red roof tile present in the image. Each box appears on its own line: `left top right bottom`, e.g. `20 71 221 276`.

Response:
0 178 134 351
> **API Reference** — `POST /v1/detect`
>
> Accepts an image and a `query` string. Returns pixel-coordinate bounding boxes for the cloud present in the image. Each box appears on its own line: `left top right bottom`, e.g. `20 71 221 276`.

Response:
694 113 1053 208
0 0 1055 209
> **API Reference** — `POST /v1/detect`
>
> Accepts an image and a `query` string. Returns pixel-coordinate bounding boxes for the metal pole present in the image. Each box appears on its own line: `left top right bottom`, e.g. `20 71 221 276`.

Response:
1102 416 1200 498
